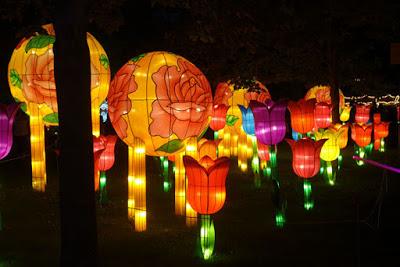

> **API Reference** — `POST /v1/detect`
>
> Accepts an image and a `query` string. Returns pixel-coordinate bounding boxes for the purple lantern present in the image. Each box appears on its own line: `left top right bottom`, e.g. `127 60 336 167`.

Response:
250 100 287 145
0 103 20 160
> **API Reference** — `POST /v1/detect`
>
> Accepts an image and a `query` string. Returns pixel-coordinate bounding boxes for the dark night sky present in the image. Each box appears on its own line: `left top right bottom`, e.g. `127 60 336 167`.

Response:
1 0 400 103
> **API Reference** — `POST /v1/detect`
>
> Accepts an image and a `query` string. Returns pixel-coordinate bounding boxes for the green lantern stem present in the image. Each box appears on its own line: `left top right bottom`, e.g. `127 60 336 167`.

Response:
303 179 314 210
275 210 286 228
379 138 385 152
99 171 107 205
337 153 343 171
200 215 215 260
214 131 219 140
355 145 365 166
269 145 279 184
325 161 336 186
365 143 373 156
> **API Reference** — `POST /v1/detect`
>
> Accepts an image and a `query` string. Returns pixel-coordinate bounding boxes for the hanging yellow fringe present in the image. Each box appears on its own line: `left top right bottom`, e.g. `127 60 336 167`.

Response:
128 138 146 232
29 103 46 192
175 151 186 216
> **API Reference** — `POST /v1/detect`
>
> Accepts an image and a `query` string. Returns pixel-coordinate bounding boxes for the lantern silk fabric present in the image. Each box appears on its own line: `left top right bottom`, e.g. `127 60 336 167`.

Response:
286 138 326 178
0 103 20 160
238 105 255 135
108 51 213 156
314 128 344 162
314 102 332 129
183 155 230 215
355 104 371 124
93 135 118 171
210 104 228 131
288 99 316 134
250 100 287 145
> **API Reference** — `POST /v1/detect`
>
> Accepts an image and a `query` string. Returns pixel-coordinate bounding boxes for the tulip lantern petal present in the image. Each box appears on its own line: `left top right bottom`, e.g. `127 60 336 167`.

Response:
0 103 20 160
183 155 230 215
314 128 344 162
250 100 287 145
340 105 352 122
288 98 316 134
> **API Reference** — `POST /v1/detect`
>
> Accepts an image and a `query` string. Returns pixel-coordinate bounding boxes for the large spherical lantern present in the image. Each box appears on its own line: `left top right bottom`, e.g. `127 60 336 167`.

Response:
8 24 110 191
108 51 212 156
108 51 213 231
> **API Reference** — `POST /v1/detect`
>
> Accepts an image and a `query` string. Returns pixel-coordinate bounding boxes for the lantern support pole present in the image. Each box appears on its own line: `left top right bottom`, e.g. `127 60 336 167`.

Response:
99 171 107 205
303 179 314 210
175 151 186 216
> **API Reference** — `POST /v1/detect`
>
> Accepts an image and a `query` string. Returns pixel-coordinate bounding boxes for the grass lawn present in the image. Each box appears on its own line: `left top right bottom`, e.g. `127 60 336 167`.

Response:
0 140 399 267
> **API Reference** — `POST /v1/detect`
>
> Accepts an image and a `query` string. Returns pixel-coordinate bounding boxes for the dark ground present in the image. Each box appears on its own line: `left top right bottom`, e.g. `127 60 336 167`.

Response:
0 136 399 267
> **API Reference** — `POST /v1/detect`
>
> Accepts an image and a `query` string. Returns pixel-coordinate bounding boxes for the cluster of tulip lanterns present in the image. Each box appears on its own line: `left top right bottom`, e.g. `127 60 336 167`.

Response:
1 26 394 261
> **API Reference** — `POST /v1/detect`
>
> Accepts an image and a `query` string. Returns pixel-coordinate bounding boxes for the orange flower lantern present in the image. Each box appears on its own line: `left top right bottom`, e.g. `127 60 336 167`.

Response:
373 121 390 151
199 139 220 160
257 140 270 161
314 102 332 129
288 98 316 134
355 104 371 124
351 123 372 147
183 155 230 215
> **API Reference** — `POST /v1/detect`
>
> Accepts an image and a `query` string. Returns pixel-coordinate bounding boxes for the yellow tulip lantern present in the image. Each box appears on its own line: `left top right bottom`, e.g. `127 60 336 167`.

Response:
340 104 352 122
314 128 344 185
8 24 110 192
108 51 213 231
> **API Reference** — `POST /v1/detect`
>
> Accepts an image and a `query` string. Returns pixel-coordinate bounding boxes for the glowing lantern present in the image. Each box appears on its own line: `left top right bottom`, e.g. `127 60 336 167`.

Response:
244 81 271 103
287 138 326 210
257 141 269 161
374 121 390 151
373 113 381 124
351 124 372 148
288 99 316 134
8 24 110 191
304 85 345 109
286 138 326 178
184 155 230 214
108 51 212 156
314 102 332 129
314 128 343 162
199 139 220 160
354 104 371 124
183 155 230 260
108 52 212 231
340 104 352 122
93 135 117 202
250 100 287 145
330 123 349 149
0 103 20 160
238 105 255 135
210 104 228 131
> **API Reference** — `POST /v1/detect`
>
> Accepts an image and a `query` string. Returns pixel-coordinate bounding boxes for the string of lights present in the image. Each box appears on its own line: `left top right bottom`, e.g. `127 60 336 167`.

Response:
345 94 400 107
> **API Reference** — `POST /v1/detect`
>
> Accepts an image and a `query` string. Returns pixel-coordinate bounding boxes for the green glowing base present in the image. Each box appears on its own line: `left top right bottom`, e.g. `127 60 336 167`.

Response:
200 215 215 260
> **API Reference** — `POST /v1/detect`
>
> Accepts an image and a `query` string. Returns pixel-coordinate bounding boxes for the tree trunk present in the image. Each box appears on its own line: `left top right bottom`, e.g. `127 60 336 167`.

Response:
54 1 98 266
329 46 340 123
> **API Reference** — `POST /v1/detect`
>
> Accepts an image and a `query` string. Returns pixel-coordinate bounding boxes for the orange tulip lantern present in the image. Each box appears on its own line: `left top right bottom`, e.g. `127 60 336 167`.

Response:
351 123 373 166
374 121 390 152
373 113 381 124
314 102 332 129
355 104 371 124
288 98 316 135
93 135 117 204
8 24 110 192
108 52 213 231
183 155 230 260
286 138 326 210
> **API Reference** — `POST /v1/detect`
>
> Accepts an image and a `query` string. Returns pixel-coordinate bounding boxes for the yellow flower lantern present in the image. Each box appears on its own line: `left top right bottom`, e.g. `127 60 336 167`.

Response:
314 128 344 162
108 51 213 231
340 104 352 122
8 24 110 191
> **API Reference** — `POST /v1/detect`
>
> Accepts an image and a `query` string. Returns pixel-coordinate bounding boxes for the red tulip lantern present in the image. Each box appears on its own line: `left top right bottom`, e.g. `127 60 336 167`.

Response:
288 99 316 134
373 113 381 124
351 124 372 148
355 104 371 124
314 102 332 129
373 121 390 151
286 138 326 178
210 104 229 131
